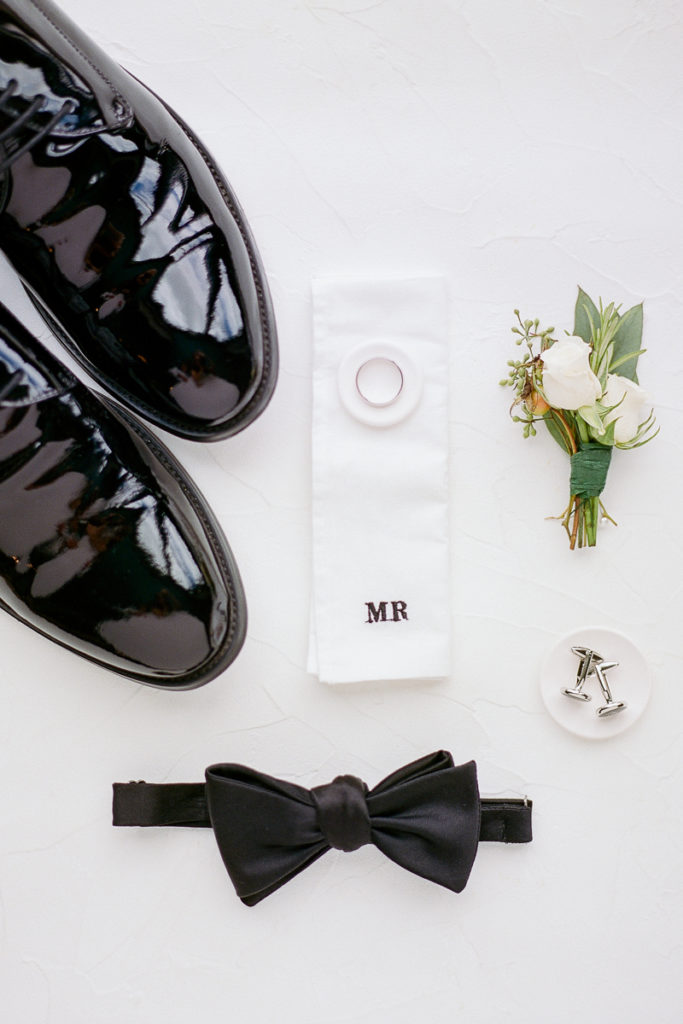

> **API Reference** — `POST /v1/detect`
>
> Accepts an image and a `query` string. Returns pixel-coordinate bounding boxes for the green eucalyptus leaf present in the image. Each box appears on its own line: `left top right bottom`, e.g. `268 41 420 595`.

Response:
610 303 643 383
574 288 599 344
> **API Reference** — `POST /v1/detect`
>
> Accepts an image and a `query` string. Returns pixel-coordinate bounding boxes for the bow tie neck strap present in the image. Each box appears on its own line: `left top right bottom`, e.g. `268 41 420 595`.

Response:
112 778 532 846
479 798 532 843
112 781 210 828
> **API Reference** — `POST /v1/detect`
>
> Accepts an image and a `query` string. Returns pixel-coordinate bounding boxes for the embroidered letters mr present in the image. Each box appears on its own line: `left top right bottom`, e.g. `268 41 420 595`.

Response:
365 601 408 623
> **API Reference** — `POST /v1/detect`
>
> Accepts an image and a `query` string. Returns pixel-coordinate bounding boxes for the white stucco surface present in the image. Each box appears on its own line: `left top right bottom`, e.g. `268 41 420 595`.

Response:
1 2 681 1021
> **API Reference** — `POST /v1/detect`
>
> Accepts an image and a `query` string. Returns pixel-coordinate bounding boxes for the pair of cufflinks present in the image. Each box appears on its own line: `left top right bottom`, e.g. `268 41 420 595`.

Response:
562 646 627 717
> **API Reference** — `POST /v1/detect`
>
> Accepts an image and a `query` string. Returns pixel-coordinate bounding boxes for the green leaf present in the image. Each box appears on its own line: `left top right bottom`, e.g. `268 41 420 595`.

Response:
574 288 599 344
610 303 643 383
609 348 646 374
544 416 567 451
617 425 660 449
544 410 576 454
578 403 605 435
593 418 617 447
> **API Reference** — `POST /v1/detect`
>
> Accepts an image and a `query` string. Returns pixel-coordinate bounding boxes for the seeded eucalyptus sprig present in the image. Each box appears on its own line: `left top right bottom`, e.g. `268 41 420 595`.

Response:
500 287 658 549
500 311 556 437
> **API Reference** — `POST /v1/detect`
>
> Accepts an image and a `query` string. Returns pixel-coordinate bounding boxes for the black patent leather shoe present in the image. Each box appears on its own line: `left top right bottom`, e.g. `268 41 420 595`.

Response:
0 0 277 441
0 302 246 686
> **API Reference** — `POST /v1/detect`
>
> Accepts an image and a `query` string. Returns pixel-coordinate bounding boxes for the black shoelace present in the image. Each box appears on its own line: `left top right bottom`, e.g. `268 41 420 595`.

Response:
0 79 75 175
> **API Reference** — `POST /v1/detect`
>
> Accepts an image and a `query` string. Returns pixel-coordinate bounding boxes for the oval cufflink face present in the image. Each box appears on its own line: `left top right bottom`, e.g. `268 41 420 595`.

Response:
337 341 422 427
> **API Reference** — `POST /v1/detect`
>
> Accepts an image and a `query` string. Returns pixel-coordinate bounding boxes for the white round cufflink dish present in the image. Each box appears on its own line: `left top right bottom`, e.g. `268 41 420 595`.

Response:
338 341 422 427
540 627 652 739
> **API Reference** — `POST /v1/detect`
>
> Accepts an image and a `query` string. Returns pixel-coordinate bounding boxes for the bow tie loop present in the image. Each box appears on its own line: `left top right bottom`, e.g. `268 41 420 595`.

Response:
310 775 371 852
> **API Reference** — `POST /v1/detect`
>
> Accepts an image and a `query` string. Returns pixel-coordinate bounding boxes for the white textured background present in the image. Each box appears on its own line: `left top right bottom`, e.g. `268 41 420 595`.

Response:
1 1 682 1021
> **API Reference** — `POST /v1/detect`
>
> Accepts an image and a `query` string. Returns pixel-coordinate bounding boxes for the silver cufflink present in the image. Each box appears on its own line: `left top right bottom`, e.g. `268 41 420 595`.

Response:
563 646 600 700
592 660 627 716
561 647 627 716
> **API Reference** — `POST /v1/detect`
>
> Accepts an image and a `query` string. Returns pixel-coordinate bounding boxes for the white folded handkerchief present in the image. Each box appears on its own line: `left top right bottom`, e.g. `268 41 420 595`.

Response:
308 276 451 684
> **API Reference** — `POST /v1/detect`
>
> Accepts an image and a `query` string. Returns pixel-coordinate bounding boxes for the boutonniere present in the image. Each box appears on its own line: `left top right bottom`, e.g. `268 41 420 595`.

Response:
501 288 658 549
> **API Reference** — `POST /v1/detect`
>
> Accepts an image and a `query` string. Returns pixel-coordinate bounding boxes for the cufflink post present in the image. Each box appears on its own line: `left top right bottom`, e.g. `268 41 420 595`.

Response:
593 661 627 716
562 646 601 701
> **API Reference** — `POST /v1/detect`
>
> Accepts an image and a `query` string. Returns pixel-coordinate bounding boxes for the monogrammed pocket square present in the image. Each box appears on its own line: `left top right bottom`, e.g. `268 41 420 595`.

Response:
308 276 451 683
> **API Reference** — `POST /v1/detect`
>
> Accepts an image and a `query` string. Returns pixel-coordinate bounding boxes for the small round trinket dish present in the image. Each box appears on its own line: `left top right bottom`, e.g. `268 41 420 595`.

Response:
540 627 652 739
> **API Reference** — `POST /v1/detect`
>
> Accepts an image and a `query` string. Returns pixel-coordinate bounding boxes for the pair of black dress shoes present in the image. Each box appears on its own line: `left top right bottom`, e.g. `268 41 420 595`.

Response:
0 0 278 687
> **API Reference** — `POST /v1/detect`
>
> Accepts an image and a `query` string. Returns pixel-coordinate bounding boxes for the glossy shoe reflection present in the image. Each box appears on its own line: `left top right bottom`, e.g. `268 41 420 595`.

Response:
0 0 277 441
0 302 246 686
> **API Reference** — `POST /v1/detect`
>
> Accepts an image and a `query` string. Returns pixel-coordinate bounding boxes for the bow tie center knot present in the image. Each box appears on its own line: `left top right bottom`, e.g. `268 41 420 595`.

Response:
310 774 372 852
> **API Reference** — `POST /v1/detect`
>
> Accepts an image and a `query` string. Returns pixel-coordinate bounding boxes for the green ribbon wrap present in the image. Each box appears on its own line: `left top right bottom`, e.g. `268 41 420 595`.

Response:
570 443 612 499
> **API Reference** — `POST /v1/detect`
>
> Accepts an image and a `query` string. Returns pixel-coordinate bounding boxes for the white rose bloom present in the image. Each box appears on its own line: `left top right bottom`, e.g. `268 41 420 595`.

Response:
603 373 652 443
541 336 602 411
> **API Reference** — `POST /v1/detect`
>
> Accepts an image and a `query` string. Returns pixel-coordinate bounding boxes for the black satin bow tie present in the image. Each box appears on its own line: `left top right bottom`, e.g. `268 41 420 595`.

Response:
113 751 532 906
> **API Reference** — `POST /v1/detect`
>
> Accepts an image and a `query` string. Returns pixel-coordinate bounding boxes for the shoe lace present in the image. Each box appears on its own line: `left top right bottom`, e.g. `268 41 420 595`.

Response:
0 79 76 175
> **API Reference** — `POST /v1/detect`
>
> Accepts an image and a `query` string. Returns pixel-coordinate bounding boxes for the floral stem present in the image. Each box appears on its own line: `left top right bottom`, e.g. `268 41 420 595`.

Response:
599 500 618 527
584 496 598 547
569 495 580 550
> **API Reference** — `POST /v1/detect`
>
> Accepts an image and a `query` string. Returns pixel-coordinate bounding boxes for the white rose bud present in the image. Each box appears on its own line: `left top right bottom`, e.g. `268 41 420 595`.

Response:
603 373 652 443
541 336 602 411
